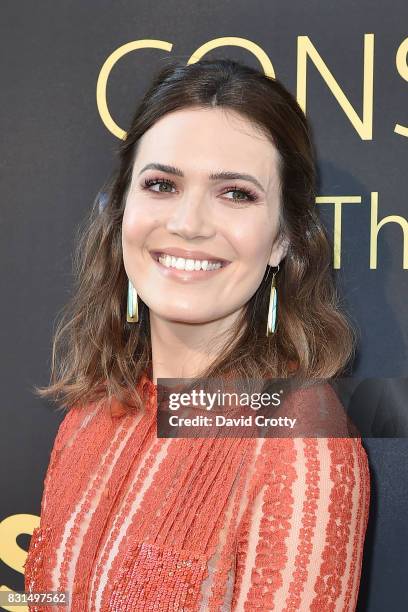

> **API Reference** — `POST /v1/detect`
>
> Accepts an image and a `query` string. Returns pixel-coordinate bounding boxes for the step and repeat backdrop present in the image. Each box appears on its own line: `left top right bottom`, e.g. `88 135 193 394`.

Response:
1 1 407 610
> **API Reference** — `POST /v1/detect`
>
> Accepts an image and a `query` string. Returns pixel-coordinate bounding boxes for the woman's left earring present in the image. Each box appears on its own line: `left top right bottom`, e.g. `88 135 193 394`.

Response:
127 278 139 323
266 264 279 337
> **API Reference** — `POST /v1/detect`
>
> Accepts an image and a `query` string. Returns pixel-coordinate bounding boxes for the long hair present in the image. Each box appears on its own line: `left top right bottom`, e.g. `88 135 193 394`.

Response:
34 58 357 413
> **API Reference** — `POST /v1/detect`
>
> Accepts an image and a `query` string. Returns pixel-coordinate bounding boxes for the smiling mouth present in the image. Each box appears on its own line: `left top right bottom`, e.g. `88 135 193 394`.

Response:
150 251 231 272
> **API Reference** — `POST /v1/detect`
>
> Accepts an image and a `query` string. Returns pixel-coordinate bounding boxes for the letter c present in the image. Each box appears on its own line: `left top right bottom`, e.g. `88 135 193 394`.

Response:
96 39 173 139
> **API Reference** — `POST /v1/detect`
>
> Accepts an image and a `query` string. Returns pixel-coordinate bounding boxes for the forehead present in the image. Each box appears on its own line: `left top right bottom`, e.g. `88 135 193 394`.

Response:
133 107 280 190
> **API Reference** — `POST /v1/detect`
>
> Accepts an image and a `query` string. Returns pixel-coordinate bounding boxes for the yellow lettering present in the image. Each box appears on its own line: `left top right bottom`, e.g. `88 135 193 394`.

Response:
316 196 362 268
0 514 39 611
96 40 173 139
370 191 408 268
297 34 374 139
395 37 408 137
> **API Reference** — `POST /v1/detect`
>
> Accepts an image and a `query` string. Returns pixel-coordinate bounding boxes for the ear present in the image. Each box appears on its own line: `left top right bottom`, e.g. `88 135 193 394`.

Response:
268 233 289 267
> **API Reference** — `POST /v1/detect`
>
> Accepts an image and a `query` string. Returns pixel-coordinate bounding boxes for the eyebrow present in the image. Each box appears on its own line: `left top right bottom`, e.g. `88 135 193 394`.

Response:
138 162 265 193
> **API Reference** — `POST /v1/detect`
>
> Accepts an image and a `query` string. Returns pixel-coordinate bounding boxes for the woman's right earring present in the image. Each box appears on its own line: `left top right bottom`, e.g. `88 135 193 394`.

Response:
266 264 279 337
127 279 139 323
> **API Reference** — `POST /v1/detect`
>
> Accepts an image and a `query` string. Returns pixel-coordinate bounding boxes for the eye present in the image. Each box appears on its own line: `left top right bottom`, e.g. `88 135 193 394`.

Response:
141 178 258 203
143 177 176 193
221 185 258 203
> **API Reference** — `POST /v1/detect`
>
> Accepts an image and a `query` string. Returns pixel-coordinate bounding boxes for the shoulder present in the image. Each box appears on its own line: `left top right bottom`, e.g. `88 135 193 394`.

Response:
51 406 82 452
45 399 115 477
52 402 102 450
269 380 358 437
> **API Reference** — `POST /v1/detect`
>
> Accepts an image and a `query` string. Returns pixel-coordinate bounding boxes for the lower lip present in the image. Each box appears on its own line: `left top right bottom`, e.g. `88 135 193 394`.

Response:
150 253 231 282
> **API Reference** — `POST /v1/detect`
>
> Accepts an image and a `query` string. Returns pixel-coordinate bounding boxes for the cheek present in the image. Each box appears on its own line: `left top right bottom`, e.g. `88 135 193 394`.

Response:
122 204 149 248
230 222 274 265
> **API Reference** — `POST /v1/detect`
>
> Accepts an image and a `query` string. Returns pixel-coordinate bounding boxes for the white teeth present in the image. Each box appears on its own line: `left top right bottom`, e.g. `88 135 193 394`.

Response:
158 254 223 271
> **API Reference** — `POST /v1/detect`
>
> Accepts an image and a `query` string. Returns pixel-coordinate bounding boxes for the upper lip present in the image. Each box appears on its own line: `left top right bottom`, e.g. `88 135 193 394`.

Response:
150 248 231 263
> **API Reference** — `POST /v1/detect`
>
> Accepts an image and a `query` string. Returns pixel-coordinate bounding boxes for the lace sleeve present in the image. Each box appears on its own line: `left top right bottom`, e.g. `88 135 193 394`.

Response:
232 437 371 611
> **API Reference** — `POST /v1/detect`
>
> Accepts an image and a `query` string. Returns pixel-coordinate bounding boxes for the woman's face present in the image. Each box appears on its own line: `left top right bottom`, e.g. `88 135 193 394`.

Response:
122 106 287 324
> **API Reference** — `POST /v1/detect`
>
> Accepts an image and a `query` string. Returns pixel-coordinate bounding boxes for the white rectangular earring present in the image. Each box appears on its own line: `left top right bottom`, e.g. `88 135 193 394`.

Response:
127 279 139 323
266 265 279 336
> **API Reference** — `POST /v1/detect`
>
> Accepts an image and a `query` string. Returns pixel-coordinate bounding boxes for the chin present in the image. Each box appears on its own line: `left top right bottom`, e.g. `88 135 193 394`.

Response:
152 307 216 325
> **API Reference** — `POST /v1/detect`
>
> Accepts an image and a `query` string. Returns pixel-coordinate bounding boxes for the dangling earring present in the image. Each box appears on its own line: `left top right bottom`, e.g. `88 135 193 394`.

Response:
266 264 279 337
127 278 139 323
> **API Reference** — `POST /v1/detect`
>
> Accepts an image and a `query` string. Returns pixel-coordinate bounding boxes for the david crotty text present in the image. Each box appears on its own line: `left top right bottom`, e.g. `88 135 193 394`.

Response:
168 414 297 429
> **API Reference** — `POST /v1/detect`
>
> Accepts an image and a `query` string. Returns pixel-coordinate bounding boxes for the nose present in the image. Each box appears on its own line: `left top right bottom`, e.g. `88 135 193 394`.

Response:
165 189 215 239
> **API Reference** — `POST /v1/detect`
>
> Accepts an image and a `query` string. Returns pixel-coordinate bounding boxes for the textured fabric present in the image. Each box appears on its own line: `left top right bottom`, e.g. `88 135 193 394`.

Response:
24 372 371 611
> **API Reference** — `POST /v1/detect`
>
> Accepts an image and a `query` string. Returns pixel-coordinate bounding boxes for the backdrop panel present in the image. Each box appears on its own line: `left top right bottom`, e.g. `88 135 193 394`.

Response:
0 2 407 610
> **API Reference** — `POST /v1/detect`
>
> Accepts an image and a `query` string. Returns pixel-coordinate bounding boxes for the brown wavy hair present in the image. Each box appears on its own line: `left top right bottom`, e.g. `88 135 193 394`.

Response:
34 58 357 413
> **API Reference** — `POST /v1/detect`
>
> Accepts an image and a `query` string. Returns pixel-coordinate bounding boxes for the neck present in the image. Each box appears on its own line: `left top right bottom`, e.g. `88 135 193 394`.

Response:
149 309 244 384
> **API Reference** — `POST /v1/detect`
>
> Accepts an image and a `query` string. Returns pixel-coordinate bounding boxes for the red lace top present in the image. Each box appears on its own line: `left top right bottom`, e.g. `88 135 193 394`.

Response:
24 372 370 611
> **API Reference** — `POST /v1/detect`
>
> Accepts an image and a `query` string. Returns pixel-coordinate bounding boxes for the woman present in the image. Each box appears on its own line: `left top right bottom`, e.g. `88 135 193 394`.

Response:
24 59 370 611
